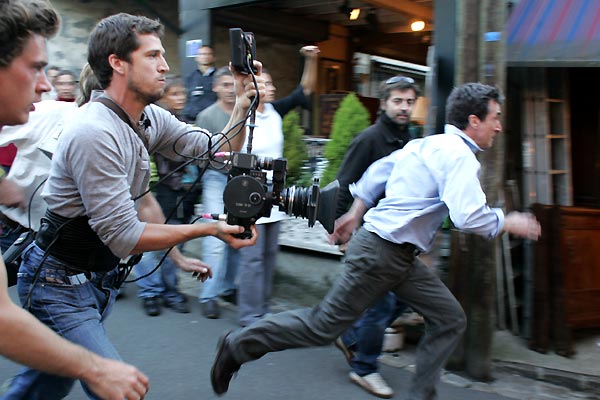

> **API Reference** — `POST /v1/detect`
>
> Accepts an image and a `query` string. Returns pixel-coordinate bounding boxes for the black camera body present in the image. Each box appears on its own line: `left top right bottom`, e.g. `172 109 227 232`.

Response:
222 152 339 239
229 28 257 75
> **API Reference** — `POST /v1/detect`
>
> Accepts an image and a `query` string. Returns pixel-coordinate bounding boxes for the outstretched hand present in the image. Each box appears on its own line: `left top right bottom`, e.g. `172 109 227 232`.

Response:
300 45 320 58
84 357 149 400
171 253 212 282
503 211 541 240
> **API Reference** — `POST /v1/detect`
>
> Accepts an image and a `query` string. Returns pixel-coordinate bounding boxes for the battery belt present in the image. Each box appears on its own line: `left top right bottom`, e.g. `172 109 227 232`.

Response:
35 209 120 272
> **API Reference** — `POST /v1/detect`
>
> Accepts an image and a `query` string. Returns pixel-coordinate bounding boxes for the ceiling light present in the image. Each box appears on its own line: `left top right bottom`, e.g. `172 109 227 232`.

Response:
349 8 361 20
411 20 426 32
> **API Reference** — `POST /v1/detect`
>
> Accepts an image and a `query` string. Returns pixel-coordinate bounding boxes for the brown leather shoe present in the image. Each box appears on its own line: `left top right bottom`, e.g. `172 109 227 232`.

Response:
211 332 241 395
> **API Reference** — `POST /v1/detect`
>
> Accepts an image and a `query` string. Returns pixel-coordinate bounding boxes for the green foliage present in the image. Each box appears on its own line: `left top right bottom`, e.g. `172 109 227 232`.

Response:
321 93 371 186
149 157 159 188
282 110 308 185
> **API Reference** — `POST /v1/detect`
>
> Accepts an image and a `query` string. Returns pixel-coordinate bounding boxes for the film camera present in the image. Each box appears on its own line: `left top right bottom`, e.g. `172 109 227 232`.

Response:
223 28 338 238
222 152 339 239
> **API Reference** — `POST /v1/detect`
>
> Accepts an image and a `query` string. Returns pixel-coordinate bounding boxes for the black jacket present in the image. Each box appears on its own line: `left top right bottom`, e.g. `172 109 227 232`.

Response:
182 67 217 122
335 113 417 218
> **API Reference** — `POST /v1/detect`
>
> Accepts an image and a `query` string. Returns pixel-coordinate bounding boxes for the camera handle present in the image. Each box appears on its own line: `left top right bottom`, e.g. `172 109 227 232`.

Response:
245 99 257 155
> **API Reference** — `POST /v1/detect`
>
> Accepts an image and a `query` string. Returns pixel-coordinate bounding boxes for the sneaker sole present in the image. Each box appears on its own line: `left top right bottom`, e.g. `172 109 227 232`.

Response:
349 372 394 399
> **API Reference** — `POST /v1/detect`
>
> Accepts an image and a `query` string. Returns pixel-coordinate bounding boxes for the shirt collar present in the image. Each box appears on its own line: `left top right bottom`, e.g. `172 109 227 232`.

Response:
444 124 482 153
379 113 409 144
203 67 216 76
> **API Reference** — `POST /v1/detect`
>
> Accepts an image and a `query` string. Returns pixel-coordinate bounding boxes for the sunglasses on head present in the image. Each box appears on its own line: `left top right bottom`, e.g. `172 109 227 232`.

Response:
385 76 415 85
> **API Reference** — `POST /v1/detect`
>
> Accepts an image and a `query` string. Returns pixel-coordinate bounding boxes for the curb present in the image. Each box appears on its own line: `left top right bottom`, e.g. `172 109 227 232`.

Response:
494 360 600 397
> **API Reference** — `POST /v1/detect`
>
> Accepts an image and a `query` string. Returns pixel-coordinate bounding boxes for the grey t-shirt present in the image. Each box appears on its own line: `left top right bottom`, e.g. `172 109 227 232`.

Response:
43 101 210 258
196 102 231 173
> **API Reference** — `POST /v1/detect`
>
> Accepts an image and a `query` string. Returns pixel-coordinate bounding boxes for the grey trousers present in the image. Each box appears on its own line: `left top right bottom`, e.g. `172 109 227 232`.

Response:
229 228 467 400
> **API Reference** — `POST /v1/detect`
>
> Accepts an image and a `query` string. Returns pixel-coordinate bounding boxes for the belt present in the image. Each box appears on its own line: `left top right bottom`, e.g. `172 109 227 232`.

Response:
399 242 421 256
0 211 22 231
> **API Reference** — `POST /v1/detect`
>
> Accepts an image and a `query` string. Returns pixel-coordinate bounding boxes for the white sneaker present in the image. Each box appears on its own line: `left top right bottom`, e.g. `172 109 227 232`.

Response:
349 371 394 398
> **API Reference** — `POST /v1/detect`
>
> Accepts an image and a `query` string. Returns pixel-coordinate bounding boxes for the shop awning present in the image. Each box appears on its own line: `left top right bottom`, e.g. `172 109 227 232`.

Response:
506 0 600 66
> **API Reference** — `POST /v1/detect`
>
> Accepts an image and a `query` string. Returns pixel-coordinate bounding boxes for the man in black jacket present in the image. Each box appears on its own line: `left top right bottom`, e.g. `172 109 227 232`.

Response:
182 45 217 122
334 76 421 398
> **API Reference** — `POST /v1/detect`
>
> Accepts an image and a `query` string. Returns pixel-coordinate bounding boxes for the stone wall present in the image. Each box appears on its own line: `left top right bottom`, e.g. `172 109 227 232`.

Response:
47 0 181 76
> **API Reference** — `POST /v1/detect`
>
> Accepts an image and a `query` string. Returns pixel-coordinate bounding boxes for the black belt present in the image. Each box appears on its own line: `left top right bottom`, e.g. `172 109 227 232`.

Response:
398 242 421 256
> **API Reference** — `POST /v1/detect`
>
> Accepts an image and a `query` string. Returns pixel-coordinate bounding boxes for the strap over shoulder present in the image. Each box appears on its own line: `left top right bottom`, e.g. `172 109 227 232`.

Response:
94 96 149 148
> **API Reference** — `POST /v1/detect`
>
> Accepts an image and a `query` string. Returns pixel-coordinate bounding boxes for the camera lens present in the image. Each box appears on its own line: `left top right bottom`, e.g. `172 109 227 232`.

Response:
249 192 262 205
282 186 310 218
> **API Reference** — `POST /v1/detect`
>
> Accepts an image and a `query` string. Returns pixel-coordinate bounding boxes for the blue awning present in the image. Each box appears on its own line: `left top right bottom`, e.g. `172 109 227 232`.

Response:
506 0 600 66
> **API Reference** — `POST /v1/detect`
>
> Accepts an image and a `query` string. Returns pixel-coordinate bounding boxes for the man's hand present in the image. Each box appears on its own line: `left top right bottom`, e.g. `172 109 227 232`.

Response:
231 60 265 110
300 45 320 59
329 212 360 246
168 247 212 282
82 356 149 400
215 221 258 249
503 211 541 240
0 178 25 208
328 198 368 246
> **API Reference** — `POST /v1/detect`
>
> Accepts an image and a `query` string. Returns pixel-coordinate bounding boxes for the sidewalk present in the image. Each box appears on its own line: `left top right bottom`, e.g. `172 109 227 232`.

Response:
178 218 600 398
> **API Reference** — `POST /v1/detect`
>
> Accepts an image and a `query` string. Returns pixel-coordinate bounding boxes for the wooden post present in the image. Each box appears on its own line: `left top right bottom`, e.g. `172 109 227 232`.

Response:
447 0 507 381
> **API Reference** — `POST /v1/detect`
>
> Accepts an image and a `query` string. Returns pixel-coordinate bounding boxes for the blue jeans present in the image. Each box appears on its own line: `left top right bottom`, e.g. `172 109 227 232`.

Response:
199 169 239 302
134 250 185 304
0 222 24 253
2 243 123 400
341 292 408 375
237 222 281 327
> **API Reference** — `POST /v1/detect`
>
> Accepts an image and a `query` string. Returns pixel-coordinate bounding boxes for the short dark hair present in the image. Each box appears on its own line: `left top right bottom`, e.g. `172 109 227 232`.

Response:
56 69 76 81
88 13 164 89
378 76 421 102
445 83 503 130
163 75 184 93
214 65 232 81
0 0 60 69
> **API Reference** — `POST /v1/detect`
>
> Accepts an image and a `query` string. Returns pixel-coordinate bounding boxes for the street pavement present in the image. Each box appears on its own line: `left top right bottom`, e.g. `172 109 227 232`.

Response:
0 255 597 400
0 282 514 400
0 221 597 399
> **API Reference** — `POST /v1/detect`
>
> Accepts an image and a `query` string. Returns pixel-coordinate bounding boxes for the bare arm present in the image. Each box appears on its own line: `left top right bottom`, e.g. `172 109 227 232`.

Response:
299 46 320 96
219 61 265 153
134 191 257 254
136 192 213 281
0 262 149 399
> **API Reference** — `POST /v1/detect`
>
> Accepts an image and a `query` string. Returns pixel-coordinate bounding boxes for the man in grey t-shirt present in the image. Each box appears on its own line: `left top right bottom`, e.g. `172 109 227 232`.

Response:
195 66 239 319
6 12 263 399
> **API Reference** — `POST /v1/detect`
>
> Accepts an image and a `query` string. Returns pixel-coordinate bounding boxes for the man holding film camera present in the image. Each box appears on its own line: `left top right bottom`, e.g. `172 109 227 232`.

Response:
4 12 263 399
0 1 149 399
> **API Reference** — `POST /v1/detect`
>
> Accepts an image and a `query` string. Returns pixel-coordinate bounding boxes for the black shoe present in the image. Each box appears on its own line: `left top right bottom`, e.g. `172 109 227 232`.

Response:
211 332 241 395
165 300 190 314
202 299 220 319
142 297 161 317
220 290 237 305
